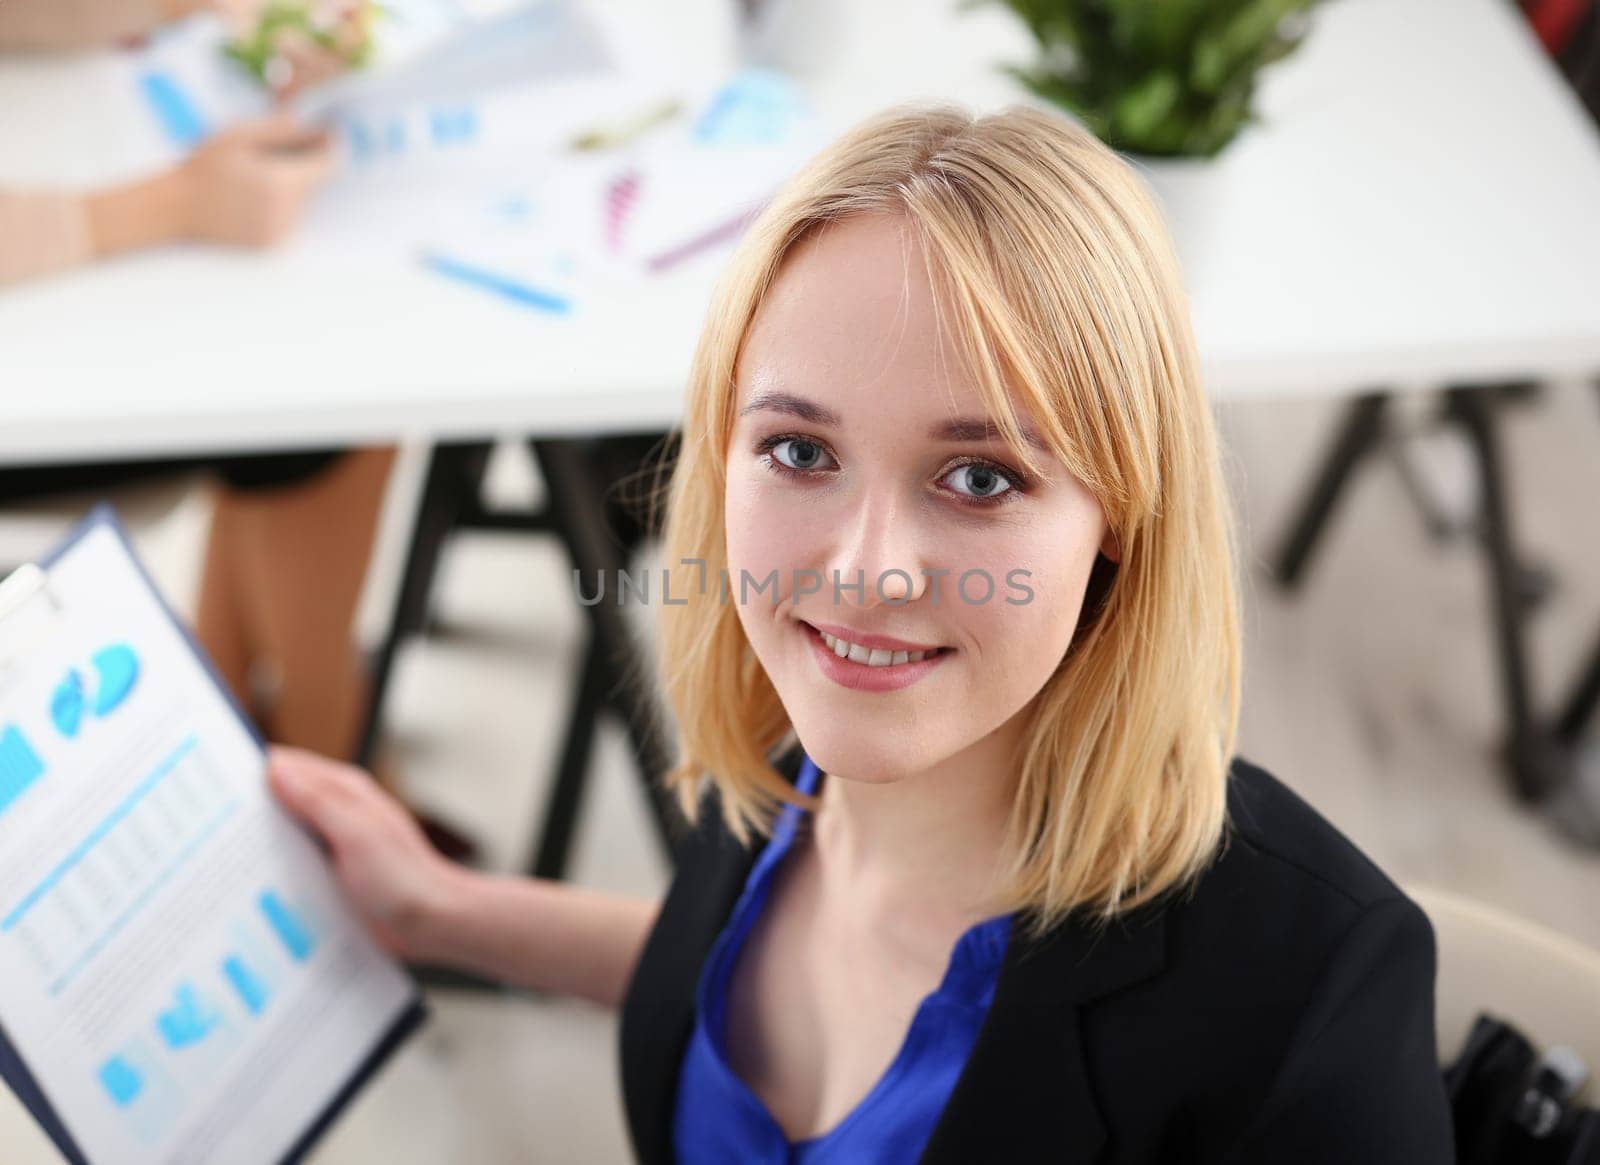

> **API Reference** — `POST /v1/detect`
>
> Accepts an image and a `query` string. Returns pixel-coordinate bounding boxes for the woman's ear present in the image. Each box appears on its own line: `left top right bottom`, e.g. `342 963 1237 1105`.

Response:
1099 525 1121 564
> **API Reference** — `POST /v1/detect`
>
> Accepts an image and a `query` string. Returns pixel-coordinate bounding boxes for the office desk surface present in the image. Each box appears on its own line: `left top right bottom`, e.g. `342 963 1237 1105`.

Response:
1 0 1599 464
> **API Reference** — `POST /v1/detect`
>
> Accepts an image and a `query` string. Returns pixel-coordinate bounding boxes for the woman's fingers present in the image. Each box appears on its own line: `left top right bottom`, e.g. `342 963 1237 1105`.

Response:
229 117 336 175
271 35 349 102
266 746 375 844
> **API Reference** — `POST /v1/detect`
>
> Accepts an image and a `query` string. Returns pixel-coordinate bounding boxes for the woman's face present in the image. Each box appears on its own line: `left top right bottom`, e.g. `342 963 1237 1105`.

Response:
724 212 1116 784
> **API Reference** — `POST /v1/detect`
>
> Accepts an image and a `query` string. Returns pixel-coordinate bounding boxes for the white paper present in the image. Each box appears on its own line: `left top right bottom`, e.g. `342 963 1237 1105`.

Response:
0 517 418 1165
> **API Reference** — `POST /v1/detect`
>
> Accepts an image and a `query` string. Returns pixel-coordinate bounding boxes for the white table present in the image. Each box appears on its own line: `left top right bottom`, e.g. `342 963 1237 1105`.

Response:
1 0 1598 466
2 0 1599 832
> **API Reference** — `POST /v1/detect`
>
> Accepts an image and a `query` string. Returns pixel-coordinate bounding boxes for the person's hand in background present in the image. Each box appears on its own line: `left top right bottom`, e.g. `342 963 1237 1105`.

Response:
4 114 333 286
266 745 463 960
177 116 335 245
218 0 374 102
77 114 333 263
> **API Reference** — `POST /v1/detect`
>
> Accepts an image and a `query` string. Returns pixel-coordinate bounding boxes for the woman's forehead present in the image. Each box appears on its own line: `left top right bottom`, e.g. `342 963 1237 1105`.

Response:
737 218 976 411
732 212 1062 471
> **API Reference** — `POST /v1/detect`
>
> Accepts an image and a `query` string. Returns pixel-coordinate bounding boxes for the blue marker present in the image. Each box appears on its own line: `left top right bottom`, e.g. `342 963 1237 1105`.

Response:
420 253 572 315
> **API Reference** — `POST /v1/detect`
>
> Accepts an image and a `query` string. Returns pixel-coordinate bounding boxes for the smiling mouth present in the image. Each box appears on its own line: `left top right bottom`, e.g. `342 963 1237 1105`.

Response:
801 622 953 667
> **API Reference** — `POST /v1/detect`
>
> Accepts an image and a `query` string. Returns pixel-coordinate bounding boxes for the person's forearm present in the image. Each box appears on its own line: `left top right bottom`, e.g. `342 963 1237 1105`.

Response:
413 869 660 1009
83 168 192 260
0 169 191 288
0 0 205 52
0 190 91 285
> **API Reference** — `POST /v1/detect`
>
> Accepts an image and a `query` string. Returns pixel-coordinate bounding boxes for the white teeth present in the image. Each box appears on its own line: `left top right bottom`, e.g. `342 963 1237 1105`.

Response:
815 627 939 667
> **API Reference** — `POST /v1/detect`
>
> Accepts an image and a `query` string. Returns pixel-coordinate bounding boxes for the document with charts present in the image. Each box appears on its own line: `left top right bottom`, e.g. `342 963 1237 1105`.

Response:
0 506 424 1165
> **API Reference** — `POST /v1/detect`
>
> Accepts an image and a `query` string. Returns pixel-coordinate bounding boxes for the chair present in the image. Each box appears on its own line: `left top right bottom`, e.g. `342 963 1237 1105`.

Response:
1410 883 1600 1104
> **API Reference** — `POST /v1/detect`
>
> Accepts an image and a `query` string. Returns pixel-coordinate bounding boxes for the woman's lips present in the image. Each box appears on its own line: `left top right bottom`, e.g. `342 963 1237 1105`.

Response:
799 621 953 693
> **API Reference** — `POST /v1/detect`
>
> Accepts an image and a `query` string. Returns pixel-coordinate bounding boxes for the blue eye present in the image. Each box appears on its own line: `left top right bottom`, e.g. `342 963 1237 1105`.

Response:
770 438 836 472
941 463 1014 501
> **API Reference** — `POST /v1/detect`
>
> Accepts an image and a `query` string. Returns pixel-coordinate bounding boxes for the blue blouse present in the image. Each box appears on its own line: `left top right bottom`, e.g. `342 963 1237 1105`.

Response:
671 755 1013 1164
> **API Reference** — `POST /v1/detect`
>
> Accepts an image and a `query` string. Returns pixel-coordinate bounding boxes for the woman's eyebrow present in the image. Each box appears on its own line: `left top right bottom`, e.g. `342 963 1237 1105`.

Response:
737 391 842 426
930 417 1048 452
738 393 1047 452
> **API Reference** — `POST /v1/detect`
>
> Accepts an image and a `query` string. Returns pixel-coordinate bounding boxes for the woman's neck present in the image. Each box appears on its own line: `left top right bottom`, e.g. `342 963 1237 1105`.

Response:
808 714 1025 932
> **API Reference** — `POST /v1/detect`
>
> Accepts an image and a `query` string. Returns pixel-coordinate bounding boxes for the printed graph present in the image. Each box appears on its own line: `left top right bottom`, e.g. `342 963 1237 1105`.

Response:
1 736 237 994
0 725 44 817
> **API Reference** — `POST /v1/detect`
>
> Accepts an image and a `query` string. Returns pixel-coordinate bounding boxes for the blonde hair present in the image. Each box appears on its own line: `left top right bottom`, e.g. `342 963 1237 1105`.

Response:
652 102 1241 935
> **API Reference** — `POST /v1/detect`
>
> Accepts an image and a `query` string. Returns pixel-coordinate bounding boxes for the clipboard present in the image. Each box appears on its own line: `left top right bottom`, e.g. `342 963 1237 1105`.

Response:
0 504 426 1165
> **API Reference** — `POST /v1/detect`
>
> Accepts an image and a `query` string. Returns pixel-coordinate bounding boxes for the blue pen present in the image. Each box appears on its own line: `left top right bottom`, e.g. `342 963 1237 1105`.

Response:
420 253 573 315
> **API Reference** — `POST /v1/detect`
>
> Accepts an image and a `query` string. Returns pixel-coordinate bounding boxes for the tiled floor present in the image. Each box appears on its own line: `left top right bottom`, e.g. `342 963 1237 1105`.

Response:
2 382 1598 1163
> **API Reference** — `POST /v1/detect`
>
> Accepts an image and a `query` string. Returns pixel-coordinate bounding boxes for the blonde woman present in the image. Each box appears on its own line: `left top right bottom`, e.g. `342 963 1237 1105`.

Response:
267 104 1455 1162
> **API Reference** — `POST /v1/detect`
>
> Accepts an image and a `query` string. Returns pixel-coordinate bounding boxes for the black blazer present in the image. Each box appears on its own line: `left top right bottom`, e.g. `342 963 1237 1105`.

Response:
620 748 1456 1163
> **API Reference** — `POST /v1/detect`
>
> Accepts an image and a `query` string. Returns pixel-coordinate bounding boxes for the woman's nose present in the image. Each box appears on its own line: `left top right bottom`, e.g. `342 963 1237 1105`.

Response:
826 492 929 609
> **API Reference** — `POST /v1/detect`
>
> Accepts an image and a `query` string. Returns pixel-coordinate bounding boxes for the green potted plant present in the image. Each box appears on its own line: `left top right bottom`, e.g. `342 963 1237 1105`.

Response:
978 0 1319 158
973 0 1321 277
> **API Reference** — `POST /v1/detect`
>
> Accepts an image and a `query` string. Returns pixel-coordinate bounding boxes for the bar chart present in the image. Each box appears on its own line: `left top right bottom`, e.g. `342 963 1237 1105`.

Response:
0 734 237 995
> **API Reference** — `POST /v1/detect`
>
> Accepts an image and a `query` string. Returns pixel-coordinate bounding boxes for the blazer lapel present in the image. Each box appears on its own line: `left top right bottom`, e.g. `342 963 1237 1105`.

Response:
623 741 806 1165
921 903 1168 1163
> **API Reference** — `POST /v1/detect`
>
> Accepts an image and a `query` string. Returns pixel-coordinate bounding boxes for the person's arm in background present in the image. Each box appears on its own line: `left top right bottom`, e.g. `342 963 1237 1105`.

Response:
266 747 662 1010
0 0 209 51
0 118 334 287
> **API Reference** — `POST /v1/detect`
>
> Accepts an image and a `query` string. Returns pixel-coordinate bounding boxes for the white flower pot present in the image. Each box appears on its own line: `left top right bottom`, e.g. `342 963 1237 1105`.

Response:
1122 153 1226 288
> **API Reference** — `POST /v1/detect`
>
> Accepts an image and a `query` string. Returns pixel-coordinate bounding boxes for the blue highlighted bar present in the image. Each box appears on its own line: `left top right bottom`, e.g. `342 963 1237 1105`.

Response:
0 725 44 815
259 890 316 963
98 1056 143 1108
223 954 270 1016
157 983 220 1050
429 106 477 146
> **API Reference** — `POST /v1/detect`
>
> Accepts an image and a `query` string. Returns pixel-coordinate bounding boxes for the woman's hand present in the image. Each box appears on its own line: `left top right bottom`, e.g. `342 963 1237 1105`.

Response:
81 116 332 264
266 745 462 961
177 117 335 248
216 0 373 101
269 745 659 1005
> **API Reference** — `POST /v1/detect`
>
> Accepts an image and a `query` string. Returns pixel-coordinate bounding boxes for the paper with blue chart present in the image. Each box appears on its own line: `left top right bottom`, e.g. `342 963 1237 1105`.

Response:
0 508 422 1165
125 0 825 312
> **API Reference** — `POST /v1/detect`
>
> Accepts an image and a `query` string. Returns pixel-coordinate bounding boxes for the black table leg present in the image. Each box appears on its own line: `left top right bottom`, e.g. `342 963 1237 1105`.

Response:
1270 383 1595 818
1555 633 1600 746
355 442 494 770
1273 391 1390 589
1443 386 1570 802
529 437 682 868
530 632 609 880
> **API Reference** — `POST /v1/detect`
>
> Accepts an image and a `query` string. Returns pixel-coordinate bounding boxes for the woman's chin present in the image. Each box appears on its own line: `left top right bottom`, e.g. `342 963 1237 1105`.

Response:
791 728 949 787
